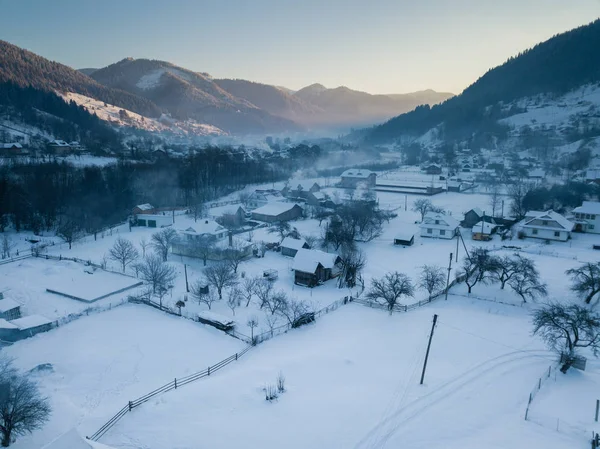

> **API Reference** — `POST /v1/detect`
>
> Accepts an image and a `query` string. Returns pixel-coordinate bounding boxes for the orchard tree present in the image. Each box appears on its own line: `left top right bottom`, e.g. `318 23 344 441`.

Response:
508 257 547 303
532 303 600 373
338 245 366 288
57 218 81 250
204 262 238 300
412 199 434 222
462 248 497 294
419 265 446 300
242 277 259 307
175 299 185 316
191 282 218 310
566 262 600 304
151 228 178 261
367 272 414 314
492 255 520 289
136 255 177 294
109 237 139 273
227 287 242 316
1 235 16 260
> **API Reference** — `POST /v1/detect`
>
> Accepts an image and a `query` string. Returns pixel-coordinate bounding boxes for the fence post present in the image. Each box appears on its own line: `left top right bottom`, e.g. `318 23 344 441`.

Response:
128 401 132 411
525 406 529 421
208 366 211 376
235 353 238 361
595 399 599 422
528 393 532 404
548 366 551 378
174 378 177 389
538 378 541 390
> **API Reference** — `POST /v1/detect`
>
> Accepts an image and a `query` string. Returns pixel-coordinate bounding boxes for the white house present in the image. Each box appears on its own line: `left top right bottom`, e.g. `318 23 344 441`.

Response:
419 212 459 239
340 169 377 188
572 201 600 234
519 210 574 242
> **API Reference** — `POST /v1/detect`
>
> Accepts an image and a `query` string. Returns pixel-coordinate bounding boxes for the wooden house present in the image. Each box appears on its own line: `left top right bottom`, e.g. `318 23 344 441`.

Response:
292 248 342 287
0 298 21 321
281 237 310 257
251 203 303 223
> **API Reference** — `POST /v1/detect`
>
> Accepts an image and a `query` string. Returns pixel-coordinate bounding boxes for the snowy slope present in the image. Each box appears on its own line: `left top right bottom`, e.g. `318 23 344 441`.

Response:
62 92 226 137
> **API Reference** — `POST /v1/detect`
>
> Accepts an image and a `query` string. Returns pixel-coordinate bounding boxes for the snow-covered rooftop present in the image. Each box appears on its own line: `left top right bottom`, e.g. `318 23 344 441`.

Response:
1 142 22 149
292 248 338 273
0 298 20 313
522 210 574 231
341 169 374 178
252 202 301 217
394 229 416 241
573 201 600 215
421 212 460 230
472 221 498 234
281 237 308 251
135 203 154 211
0 318 17 329
11 315 52 330
177 220 224 236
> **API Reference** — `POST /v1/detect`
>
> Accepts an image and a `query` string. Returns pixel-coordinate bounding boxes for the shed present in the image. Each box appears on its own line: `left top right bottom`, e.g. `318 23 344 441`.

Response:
11 315 53 337
461 207 483 228
393 230 415 246
471 221 498 241
251 203 303 223
280 237 310 257
134 213 172 228
0 298 21 320
0 318 19 341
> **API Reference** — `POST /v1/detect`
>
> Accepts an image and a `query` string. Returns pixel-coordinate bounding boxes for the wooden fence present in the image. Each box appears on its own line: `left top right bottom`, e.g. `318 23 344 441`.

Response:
88 345 252 441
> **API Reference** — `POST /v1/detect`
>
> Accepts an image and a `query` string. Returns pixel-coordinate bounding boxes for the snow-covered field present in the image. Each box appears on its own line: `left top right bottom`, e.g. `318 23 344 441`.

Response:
2 185 600 449
6 305 245 449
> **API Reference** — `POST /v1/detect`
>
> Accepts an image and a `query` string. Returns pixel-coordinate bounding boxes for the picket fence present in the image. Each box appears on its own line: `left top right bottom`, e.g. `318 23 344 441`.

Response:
524 364 557 421
87 345 252 441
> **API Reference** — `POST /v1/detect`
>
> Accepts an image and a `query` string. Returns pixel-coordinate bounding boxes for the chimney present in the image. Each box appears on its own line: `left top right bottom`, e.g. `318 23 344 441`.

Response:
228 231 233 247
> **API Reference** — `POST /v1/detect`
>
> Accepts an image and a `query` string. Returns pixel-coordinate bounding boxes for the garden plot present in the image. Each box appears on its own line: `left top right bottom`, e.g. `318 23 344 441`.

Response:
98 297 595 449
0 258 143 319
6 304 246 449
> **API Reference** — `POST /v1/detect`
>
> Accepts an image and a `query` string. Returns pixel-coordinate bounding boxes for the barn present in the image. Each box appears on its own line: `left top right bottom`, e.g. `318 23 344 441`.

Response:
134 214 172 228
251 203 303 223
281 237 310 257
293 248 341 287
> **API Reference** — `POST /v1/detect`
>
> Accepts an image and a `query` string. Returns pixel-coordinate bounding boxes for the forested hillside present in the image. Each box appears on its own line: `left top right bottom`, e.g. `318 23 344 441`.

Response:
366 19 600 143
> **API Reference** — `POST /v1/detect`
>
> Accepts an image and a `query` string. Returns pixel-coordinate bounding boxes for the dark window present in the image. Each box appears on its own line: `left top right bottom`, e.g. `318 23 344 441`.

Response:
554 231 560 237
440 230 446 236
427 228 432 234
532 229 538 235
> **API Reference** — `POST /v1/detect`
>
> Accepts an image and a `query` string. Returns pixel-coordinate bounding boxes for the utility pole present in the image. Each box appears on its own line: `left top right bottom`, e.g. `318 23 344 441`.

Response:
420 314 438 385
405 195 407 211
445 253 452 301
501 200 504 218
184 264 189 293
455 234 459 263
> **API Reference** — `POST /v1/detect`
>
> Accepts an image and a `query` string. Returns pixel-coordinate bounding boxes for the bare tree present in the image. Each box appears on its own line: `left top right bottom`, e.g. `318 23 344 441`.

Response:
175 299 185 316
191 235 215 266
461 248 498 294
0 357 51 447
224 239 248 273
136 255 177 294
507 257 547 303
303 234 319 249
238 191 251 207
109 237 139 273
268 222 292 243
412 198 434 222
492 255 520 289
227 287 242 316
57 218 81 250
151 228 178 261
338 245 366 288
532 303 600 373
264 290 288 316
254 278 275 309
280 298 312 326
507 180 531 220
367 272 414 314
489 183 501 217
139 238 149 258
242 277 259 307
191 282 218 310
247 316 259 342
189 192 206 223
257 241 267 257
566 262 600 304
264 312 279 334
204 262 238 300
419 265 446 300
1 235 16 260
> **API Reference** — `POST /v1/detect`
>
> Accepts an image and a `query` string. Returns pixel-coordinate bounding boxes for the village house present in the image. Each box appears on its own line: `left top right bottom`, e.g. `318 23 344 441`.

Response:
284 183 325 206
571 201 600 234
585 168 600 184
528 168 546 180
280 237 310 257
340 169 377 189
292 248 342 287
47 140 72 155
461 208 484 228
519 210 574 242
251 203 303 223
422 163 442 175
246 190 283 210
0 298 21 321
171 219 253 260
133 213 172 228
0 142 24 156
420 212 460 239
214 205 247 228
132 204 155 215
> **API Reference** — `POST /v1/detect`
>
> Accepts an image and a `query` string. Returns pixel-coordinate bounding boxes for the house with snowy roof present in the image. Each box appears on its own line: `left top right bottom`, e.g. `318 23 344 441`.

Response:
251 203 303 223
519 210 574 242
47 139 72 155
420 212 459 239
472 221 498 241
572 201 600 234
340 169 376 188
132 203 155 215
281 237 310 257
246 189 283 210
292 248 342 287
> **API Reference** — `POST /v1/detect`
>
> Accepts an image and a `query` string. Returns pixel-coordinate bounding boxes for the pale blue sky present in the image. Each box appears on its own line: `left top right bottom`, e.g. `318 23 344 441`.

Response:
0 0 598 94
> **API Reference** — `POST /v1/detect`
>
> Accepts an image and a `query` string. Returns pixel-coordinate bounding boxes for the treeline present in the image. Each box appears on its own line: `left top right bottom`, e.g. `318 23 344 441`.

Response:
367 18 600 143
0 81 123 152
0 148 289 235
0 40 161 118
522 182 599 214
